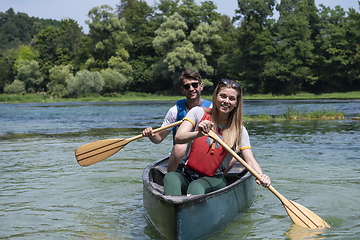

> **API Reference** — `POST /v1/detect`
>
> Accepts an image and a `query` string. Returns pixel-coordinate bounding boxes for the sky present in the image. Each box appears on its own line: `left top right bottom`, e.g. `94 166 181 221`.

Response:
1 0 359 33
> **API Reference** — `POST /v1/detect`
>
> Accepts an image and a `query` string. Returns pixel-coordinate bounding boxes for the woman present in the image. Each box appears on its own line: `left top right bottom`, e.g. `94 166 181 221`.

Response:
163 79 271 195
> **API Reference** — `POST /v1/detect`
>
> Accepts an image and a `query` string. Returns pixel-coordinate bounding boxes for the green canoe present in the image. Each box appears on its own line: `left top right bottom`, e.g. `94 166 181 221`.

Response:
142 155 255 240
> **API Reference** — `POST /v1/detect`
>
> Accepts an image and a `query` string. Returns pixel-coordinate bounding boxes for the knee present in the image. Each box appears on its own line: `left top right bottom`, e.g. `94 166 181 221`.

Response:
187 180 207 195
172 144 187 156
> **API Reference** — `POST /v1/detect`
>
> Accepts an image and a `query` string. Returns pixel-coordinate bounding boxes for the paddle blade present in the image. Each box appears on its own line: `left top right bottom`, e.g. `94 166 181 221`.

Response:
75 139 129 166
281 197 331 228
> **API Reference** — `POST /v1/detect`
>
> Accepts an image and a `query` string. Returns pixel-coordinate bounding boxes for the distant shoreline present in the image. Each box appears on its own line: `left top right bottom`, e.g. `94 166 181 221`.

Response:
1 91 360 104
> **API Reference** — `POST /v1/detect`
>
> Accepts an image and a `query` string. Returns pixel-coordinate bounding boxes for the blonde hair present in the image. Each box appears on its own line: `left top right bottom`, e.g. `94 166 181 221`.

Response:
211 81 243 152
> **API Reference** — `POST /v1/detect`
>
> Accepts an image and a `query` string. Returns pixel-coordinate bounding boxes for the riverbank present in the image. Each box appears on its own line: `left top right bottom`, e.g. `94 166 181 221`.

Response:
1 92 355 120
1 91 360 104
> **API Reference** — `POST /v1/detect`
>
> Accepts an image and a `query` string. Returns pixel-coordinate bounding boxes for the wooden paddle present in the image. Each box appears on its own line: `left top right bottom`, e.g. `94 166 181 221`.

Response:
205 130 331 229
75 120 183 167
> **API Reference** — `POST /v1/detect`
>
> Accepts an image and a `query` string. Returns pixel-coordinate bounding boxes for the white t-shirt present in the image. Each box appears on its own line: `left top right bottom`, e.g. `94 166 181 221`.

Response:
161 104 179 129
161 101 213 129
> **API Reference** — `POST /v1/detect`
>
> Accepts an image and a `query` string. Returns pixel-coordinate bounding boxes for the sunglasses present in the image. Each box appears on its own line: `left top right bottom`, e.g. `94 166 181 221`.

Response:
182 82 200 90
220 79 241 88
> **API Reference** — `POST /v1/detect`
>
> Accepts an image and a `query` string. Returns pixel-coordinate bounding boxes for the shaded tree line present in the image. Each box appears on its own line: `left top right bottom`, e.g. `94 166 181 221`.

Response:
0 0 359 97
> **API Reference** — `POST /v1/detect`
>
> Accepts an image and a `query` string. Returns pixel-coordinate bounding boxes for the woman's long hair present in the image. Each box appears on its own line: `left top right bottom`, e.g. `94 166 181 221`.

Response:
210 81 243 152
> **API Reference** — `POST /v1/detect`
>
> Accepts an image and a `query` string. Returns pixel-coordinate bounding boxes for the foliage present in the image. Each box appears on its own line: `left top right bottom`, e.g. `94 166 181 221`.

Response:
12 45 39 73
263 0 317 94
85 5 132 71
47 65 74 96
4 79 25 93
67 70 104 96
0 8 60 53
100 68 129 93
16 60 44 93
1 1 360 97
152 12 220 88
35 19 84 77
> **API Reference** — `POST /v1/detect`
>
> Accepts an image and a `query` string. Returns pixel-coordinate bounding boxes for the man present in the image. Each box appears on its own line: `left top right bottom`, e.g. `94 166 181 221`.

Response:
142 70 212 171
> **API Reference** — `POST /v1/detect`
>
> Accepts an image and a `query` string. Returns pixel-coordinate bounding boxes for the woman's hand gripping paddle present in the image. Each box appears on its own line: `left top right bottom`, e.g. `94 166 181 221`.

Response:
75 120 183 167
205 130 331 229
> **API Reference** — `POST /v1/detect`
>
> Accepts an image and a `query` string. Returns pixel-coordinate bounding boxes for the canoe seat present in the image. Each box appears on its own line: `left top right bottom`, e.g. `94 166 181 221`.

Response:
150 182 165 194
149 164 168 194
153 164 168 175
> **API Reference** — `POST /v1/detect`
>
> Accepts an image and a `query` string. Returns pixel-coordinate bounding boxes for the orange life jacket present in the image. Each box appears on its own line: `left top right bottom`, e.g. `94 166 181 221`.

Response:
185 110 228 177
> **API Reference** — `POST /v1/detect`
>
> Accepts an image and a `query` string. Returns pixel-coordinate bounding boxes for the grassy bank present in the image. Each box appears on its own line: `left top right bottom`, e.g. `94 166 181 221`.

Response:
1 91 360 104
244 106 346 121
1 92 355 120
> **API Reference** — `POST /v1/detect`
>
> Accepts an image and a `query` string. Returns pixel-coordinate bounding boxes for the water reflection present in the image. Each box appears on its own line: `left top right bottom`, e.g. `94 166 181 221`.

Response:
285 225 328 240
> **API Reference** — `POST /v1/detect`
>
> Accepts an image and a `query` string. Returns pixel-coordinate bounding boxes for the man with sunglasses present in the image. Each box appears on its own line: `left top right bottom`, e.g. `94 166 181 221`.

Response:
142 70 212 171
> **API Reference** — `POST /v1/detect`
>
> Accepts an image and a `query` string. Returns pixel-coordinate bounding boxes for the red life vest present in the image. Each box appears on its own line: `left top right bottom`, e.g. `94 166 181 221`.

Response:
185 110 228 177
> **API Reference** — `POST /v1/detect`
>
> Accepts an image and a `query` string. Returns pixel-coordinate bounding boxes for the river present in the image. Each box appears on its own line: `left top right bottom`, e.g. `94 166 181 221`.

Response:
1 99 359 239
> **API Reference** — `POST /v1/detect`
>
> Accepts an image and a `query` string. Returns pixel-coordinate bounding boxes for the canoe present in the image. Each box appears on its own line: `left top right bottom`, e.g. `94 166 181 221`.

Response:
142 155 255 240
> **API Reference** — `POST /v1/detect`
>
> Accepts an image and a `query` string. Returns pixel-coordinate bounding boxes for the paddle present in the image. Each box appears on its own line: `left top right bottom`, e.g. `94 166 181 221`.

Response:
205 130 331 229
75 120 183 167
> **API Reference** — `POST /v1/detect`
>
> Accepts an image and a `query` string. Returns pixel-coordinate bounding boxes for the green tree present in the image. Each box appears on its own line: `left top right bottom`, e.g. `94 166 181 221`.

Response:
67 70 104 96
56 19 84 69
153 12 220 90
263 0 316 94
311 5 353 93
16 60 44 93
35 19 84 78
12 45 39 73
0 49 17 92
343 6 360 91
116 0 157 91
100 68 129 93
47 65 74 96
4 79 25 93
86 5 132 70
231 0 276 93
0 8 61 53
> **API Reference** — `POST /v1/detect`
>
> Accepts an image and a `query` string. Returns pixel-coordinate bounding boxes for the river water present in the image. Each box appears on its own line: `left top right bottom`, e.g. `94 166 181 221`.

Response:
1 99 359 240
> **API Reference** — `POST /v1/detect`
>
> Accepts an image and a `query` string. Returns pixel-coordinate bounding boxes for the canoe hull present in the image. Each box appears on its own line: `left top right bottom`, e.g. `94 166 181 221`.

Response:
142 156 255 240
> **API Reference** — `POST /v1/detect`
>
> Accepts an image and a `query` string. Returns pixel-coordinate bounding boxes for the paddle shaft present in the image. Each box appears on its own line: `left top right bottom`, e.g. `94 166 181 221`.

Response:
126 120 183 142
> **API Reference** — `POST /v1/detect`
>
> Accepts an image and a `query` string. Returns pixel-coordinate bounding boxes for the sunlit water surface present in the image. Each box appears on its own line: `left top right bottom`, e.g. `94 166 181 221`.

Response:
1 99 359 239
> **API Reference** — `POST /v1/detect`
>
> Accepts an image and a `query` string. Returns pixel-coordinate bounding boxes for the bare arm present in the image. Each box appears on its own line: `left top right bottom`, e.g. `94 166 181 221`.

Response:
142 128 170 144
241 148 271 187
175 120 214 144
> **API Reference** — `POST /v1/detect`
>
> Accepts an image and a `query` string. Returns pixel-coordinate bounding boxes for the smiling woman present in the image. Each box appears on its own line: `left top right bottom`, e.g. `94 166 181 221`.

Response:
165 79 270 196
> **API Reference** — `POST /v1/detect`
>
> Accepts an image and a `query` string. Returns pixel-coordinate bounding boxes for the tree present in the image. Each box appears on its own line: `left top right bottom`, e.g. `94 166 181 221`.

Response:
86 5 132 70
0 49 17 92
116 0 158 92
16 60 44 93
0 8 61 53
35 19 84 78
262 0 316 94
47 65 74 96
231 0 276 93
153 12 219 90
100 68 129 93
12 45 39 73
67 70 104 96
311 5 353 93
4 79 25 93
